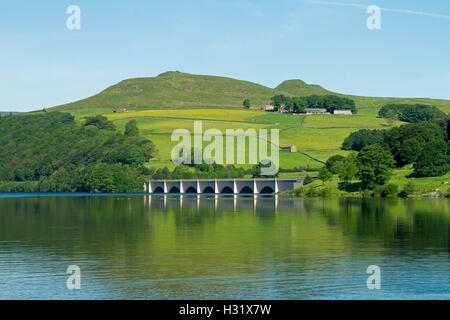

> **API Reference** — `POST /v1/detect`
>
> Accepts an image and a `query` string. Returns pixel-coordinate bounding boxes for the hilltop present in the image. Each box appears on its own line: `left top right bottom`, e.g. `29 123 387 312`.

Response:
50 71 450 112
53 71 280 110
275 79 333 96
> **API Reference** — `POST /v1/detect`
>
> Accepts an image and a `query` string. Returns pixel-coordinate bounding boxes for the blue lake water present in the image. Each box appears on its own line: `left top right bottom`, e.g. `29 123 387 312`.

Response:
0 194 448 299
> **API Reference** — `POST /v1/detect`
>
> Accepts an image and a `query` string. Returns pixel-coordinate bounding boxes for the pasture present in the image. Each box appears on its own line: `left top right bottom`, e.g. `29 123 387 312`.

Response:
63 107 408 172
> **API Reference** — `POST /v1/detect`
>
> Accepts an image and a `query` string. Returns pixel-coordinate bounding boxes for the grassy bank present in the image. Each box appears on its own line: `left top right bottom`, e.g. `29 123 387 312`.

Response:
286 168 450 198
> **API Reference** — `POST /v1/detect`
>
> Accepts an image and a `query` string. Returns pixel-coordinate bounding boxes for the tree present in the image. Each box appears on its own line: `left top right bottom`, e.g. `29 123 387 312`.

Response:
88 163 115 192
291 97 307 113
271 94 290 108
318 167 332 185
84 115 115 130
338 153 358 184
413 140 449 177
342 129 386 151
141 141 157 161
104 145 146 166
243 98 251 108
269 94 357 114
356 144 396 189
385 122 444 166
385 109 398 127
326 155 345 174
124 119 139 136
379 104 445 123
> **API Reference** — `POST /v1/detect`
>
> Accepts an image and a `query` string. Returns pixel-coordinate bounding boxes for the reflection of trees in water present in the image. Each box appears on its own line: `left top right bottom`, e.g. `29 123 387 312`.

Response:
0 195 448 298
324 198 450 251
1 196 448 252
0 196 154 260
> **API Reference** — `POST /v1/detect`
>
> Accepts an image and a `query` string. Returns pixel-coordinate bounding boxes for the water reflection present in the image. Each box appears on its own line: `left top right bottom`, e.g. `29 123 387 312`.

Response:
144 194 305 214
0 195 448 299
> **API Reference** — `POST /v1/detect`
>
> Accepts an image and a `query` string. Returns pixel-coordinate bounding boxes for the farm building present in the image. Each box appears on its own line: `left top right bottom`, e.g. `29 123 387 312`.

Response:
282 145 297 153
305 108 329 114
113 108 135 113
333 109 352 115
260 104 275 111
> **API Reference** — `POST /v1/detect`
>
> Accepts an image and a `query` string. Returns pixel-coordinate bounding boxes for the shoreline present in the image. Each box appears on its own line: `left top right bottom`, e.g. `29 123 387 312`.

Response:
0 191 448 199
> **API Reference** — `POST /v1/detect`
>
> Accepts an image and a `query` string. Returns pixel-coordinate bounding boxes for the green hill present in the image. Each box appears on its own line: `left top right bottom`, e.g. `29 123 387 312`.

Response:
53 71 282 110
51 71 450 113
275 79 333 96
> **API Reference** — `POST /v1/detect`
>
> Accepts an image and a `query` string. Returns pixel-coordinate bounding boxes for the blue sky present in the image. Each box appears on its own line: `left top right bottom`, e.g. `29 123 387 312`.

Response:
1 0 450 111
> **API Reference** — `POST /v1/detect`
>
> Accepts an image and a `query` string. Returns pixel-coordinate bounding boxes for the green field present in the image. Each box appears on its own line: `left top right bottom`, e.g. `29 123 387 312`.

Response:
60 106 400 171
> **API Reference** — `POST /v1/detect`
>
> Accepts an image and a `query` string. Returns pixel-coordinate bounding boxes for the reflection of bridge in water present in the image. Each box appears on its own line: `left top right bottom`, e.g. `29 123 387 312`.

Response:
144 195 305 213
144 178 304 195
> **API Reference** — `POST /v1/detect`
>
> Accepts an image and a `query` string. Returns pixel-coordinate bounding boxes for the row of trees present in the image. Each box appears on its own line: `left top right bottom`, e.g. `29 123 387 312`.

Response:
341 119 449 177
147 163 247 180
0 112 156 192
379 104 446 123
270 94 357 113
147 159 279 180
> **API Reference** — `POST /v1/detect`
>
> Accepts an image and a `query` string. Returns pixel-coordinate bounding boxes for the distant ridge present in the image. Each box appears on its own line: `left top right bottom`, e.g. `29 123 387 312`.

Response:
0 111 21 116
50 71 450 112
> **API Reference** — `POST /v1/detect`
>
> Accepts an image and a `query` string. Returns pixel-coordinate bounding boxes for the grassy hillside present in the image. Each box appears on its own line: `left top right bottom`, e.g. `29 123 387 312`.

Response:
277 79 450 111
53 71 283 110
51 71 450 113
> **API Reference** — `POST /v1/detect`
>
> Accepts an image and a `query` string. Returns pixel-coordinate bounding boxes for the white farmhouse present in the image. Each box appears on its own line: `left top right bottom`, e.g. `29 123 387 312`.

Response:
333 110 352 115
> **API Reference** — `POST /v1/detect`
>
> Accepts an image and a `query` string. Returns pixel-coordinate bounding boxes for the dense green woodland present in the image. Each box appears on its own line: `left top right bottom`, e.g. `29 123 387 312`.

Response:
339 118 449 187
0 113 251 192
0 112 156 192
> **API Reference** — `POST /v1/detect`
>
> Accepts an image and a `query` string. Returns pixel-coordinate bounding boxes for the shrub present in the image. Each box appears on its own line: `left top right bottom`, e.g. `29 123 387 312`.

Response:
303 175 314 185
243 98 251 108
398 180 416 197
375 183 398 197
326 155 345 174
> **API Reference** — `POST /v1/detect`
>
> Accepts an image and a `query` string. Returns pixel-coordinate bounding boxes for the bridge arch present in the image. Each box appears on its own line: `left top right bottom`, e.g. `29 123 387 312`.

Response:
203 186 215 194
239 186 253 194
185 186 197 193
260 186 274 194
169 186 180 193
153 186 164 193
220 186 234 194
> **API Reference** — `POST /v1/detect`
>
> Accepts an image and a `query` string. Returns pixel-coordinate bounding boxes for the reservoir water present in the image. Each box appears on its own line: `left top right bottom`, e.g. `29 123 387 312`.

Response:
0 194 448 299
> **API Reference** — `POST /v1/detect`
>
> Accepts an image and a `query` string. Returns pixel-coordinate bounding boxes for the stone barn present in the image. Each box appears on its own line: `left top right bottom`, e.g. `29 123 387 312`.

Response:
282 145 297 153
